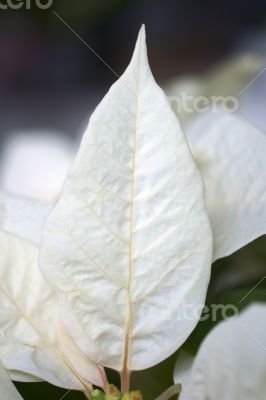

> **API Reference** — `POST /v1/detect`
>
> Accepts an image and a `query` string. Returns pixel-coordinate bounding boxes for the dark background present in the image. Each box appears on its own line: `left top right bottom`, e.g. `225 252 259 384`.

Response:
0 1 266 399
0 0 266 142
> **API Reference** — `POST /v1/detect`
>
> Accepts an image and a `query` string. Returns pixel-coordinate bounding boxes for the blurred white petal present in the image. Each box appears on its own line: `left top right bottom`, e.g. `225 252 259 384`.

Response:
0 191 52 245
0 132 75 202
186 110 266 261
0 360 22 399
173 350 194 388
0 230 103 391
178 304 266 400
165 54 262 125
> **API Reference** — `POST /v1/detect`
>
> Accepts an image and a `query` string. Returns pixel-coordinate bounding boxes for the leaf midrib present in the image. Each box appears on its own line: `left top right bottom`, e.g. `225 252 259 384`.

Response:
121 43 142 383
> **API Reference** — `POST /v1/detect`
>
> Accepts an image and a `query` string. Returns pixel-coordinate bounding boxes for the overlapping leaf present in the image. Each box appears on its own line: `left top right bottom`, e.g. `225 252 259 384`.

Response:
186 110 266 261
177 304 266 399
0 230 102 392
0 191 52 245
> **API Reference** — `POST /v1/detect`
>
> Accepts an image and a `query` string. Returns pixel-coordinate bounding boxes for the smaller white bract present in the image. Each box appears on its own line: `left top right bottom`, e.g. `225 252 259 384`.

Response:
175 304 266 400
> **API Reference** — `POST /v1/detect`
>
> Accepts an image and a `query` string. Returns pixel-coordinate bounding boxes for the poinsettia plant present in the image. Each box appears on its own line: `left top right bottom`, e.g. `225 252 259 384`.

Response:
0 26 265 400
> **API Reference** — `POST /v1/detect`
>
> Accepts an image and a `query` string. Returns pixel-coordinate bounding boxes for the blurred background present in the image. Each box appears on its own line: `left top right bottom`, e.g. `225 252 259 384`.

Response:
0 0 266 399
0 0 266 141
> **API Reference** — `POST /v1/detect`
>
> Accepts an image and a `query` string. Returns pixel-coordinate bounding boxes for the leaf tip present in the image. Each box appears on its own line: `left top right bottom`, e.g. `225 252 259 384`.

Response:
139 24 146 36
137 24 146 46
131 24 147 66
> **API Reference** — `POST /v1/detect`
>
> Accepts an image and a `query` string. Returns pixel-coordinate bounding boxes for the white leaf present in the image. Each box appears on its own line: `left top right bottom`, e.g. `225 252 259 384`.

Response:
0 359 23 400
0 230 102 391
40 25 213 378
0 131 74 202
173 350 194 388
179 304 266 400
0 191 52 245
186 110 266 261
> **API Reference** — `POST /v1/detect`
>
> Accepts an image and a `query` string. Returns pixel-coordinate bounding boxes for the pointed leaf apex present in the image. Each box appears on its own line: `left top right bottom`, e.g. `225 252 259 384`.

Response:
139 24 146 37
138 24 146 46
130 24 148 68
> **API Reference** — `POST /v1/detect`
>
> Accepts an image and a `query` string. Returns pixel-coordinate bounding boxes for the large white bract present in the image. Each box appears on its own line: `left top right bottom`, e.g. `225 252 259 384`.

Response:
39 25 213 384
